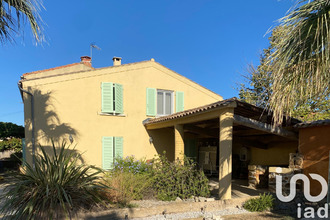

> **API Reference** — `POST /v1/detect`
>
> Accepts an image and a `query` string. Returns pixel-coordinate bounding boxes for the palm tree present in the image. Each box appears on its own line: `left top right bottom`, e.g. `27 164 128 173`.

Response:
267 0 330 125
0 0 43 43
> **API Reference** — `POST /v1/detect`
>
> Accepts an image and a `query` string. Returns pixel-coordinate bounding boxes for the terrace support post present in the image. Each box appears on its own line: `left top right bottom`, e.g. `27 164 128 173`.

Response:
174 124 184 164
219 109 234 200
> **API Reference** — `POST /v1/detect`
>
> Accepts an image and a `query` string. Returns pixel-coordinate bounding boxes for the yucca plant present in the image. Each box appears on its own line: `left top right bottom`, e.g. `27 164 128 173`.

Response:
0 141 109 220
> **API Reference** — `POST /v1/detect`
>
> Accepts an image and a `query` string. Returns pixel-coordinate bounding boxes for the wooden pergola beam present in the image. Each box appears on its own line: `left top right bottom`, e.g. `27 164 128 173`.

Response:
184 124 218 138
233 115 298 140
233 129 268 136
235 137 268 149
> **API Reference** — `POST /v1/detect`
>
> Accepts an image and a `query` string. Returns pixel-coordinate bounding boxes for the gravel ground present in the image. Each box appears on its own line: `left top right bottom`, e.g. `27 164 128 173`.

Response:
131 207 248 220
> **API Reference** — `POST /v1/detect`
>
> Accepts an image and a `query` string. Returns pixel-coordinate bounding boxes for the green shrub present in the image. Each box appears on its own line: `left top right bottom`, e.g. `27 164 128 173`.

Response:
243 193 274 212
113 156 152 174
152 153 210 201
104 171 154 205
0 142 109 219
104 156 154 206
0 138 22 152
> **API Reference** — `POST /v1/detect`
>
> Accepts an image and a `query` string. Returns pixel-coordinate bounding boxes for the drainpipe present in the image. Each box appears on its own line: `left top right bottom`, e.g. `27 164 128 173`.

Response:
18 82 35 169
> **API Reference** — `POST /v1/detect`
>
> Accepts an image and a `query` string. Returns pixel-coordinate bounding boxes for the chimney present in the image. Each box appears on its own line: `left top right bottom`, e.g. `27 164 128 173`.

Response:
113 57 122 66
80 56 92 67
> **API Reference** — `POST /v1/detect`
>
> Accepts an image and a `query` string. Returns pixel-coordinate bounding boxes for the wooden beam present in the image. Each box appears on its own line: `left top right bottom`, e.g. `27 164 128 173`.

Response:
235 137 268 149
233 129 268 136
233 115 298 140
184 125 218 138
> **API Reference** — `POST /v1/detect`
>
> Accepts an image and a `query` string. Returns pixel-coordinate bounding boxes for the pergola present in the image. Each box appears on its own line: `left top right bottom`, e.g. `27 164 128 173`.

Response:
143 97 299 200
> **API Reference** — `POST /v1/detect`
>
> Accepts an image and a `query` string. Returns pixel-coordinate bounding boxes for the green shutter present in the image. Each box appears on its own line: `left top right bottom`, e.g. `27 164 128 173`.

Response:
114 83 123 114
114 137 123 158
102 137 114 170
176 91 184 112
146 88 157 116
101 82 113 113
22 138 26 164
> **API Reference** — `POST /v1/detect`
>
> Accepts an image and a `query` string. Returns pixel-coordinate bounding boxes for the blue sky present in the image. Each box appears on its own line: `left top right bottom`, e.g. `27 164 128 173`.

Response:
0 0 294 126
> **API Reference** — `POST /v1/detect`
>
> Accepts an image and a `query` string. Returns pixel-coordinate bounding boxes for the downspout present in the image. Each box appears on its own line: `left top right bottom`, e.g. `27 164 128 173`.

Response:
18 81 35 169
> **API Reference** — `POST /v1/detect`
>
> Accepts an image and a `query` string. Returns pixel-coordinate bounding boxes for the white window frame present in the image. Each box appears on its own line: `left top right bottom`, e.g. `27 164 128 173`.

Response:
157 89 174 116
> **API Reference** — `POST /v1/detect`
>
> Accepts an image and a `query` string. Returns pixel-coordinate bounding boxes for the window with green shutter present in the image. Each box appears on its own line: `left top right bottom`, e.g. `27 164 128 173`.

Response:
176 91 184 112
102 136 123 170
101 82 123 114
146 88 157 116
147 88 184 116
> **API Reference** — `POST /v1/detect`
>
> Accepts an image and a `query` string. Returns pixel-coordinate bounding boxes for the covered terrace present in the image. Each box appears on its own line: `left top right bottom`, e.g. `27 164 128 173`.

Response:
143 98 300 200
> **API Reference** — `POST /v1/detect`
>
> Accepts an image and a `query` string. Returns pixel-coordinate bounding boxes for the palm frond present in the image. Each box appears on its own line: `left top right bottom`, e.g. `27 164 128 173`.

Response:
0 0 43 43
267 0 330 125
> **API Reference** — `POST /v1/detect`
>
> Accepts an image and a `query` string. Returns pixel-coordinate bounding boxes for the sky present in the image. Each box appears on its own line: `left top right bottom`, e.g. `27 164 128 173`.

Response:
0 0 295 126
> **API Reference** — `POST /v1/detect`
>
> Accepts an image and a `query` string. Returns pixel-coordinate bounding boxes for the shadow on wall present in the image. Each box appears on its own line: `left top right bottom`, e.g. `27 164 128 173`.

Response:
147 127 175 161
25 89 80 159
34 143 86 164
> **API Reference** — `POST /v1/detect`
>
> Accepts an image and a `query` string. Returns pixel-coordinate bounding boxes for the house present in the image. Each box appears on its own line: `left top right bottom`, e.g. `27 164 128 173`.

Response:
19 56 300 200
294 119 330 196
19 56 222 166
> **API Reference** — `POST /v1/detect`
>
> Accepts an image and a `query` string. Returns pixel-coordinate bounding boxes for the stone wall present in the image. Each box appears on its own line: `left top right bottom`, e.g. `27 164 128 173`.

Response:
248 165 268 188
268 153 303 195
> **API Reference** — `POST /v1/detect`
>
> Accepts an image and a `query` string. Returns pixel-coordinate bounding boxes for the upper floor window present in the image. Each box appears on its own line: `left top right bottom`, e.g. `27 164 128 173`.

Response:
146 88 184 117
157 90 173 116
101 82 123 114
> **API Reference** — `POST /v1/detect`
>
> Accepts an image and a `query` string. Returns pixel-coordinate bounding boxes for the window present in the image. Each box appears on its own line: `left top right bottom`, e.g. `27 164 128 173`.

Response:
102 136 123 170
101 82 123 114
157 90 173 116
146 88 184 116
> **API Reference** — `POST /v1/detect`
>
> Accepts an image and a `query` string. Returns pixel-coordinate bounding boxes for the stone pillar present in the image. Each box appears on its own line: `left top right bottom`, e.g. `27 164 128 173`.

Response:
248 165 268 188
174 124 184 163
219 109 234 200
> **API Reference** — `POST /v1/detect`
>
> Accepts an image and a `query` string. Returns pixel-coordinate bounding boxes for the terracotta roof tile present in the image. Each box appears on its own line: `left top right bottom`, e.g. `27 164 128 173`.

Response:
23 63 81 76
143 97 237 125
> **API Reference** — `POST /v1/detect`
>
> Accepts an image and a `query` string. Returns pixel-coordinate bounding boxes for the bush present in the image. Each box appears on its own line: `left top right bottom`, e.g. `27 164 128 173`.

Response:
105 171 153 205
243 193 274 212
0 142 109 219
104 156 154 206
152 153 210 201
113 156 152 174
0 138 22 152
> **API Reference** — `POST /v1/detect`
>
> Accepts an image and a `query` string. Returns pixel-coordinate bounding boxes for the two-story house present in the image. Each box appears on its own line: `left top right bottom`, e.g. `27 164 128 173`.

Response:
19 56 222 169
19 56 300 200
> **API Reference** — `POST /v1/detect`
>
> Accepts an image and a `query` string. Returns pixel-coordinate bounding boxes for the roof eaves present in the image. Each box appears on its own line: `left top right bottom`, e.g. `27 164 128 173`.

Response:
294 119 330 128
143 97 237 125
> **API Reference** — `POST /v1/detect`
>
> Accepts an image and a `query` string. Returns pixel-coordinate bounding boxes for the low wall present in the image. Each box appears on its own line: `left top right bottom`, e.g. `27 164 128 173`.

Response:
268 153 303 195
248 165 268 188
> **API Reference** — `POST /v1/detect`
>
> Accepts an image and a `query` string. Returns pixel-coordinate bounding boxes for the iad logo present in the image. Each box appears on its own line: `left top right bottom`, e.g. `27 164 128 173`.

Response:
276 169 328 218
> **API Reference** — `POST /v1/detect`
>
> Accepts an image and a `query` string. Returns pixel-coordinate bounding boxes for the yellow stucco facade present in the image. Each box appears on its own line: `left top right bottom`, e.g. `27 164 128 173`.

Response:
20 58 222 168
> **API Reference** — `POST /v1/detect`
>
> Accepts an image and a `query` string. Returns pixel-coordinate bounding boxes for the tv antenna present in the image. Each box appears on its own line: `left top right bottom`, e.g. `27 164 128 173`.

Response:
90 43 101 60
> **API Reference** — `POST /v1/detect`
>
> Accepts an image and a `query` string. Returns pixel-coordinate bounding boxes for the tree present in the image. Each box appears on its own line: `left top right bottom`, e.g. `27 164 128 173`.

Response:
0 0 43 43
0 122 24 139
239 27 330 122
267 0 330 125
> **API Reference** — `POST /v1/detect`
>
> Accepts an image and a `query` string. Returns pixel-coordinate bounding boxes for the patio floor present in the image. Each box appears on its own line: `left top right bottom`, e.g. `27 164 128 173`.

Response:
209 178 269 199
